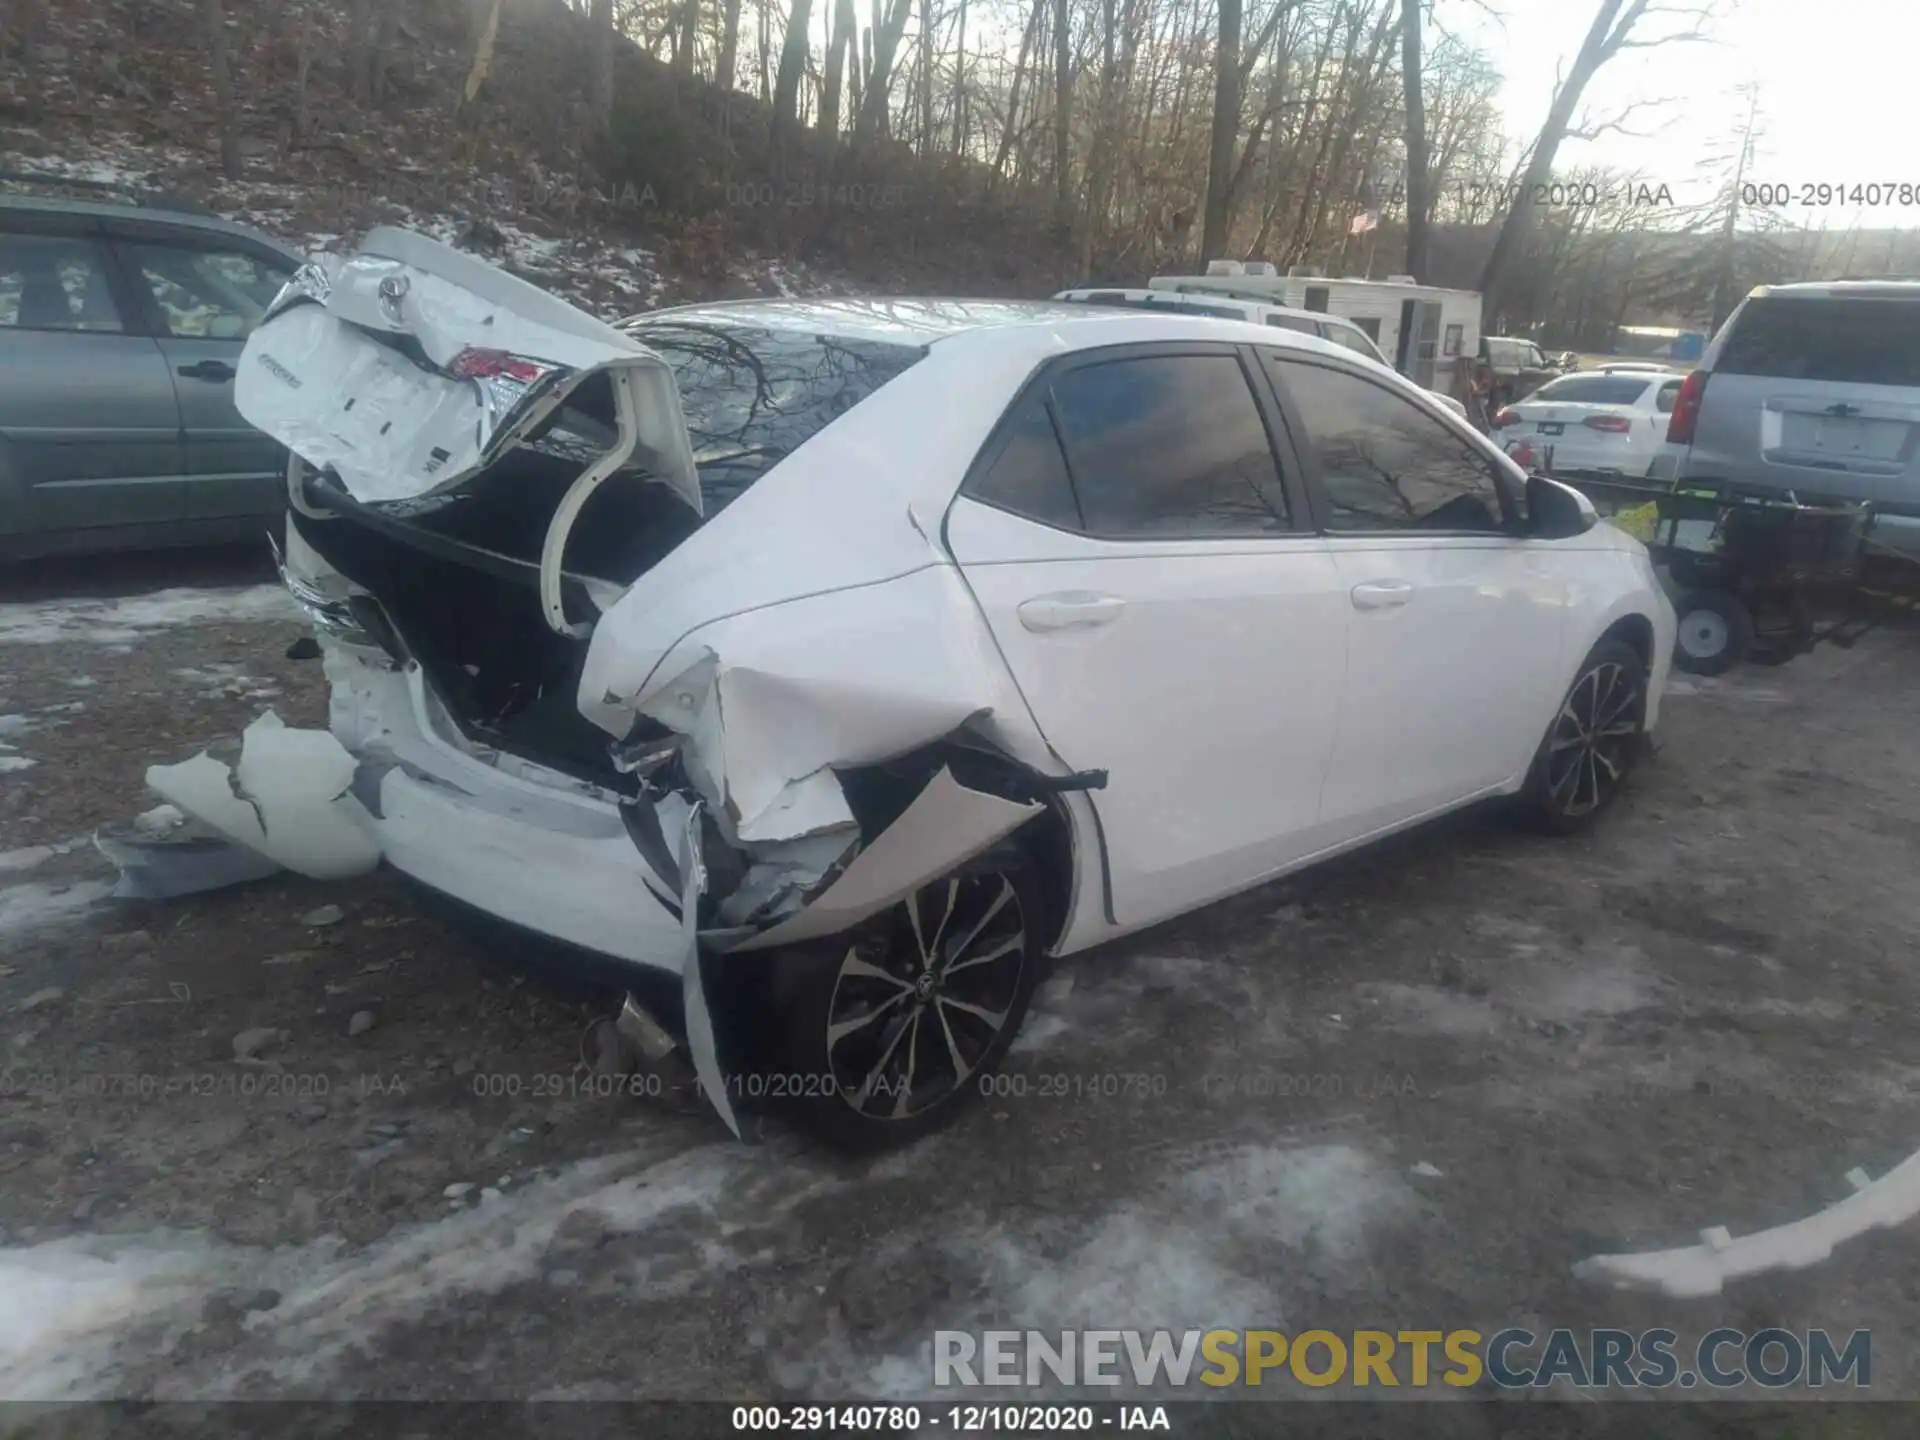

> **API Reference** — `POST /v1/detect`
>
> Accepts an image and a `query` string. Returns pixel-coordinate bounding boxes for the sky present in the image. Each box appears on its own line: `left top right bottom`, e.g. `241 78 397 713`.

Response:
1443 0 1920 230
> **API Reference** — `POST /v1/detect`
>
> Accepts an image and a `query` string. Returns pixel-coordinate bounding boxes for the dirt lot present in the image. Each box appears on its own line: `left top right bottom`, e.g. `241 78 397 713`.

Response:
1 544 1917 1418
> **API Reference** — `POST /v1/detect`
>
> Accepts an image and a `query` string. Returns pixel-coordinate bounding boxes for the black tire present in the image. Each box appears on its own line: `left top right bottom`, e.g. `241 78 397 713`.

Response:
1663 552 1718 590
1672 588 1754 676
1747 591 1814 667
1522 639 1649 835
773 859 1045 1153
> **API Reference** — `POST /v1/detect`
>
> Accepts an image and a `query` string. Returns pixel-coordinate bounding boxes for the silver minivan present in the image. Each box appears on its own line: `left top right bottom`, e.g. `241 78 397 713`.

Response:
1666 281 1920 514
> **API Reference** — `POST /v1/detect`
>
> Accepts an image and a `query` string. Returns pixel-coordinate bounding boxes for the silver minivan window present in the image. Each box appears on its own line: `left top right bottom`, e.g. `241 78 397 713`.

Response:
1717 296 1920 387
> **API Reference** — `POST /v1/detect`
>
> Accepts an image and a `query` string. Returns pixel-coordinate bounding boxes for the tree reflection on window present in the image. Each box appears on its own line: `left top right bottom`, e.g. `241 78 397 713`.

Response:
625 320 927 512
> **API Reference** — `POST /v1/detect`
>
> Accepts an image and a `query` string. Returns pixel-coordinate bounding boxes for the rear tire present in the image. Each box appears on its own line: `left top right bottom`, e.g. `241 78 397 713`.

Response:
1522 639 1648 836
1672 589 1754 675
773 860 1045 1153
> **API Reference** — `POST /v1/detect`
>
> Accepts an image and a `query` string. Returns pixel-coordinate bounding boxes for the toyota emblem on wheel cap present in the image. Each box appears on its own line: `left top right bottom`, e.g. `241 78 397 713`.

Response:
378 273 410 323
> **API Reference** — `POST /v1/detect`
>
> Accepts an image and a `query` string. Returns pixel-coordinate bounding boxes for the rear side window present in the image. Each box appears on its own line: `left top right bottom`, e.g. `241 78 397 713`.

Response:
0 233 123 332
968 397 1082 529
1325 324 1385 363
121 242 292 339
627 320 926 512
1050 354 1291 537
1266 314 1319 335
1531 376 1652 405
1717 296 1920 387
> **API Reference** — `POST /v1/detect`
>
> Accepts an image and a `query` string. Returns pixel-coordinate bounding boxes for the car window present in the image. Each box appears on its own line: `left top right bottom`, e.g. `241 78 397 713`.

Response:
1265 356 1508 534
1325 324 1384 363
1656 380 1682 414
1049 354 1290 537
1530 376 1652 406
1266 314 1319 335
0 234 123 332
623 319 926 513
966 396 1083 530
1716 296 1920 387
121 242 292 340
1151 298 1248 321
1526 345 1548 368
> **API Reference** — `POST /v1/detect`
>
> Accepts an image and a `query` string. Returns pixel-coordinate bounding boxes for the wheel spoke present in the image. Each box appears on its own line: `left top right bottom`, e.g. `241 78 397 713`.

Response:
827 987 908 1049
1592 747 1622 782
920 877 960 969
934 1000 969 1081
943 876 1014 967
937 994 1008 1030
855 1014 913 1110
941 934 1023 979
890 1010 923 1119
840 951 913 992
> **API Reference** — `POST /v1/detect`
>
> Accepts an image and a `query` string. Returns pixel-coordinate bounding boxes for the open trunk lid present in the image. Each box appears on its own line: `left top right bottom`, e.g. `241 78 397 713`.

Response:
236 226 701 521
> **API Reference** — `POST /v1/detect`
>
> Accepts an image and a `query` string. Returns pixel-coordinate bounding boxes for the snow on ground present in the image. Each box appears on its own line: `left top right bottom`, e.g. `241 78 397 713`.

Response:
0 587 299 647
0 879 113 941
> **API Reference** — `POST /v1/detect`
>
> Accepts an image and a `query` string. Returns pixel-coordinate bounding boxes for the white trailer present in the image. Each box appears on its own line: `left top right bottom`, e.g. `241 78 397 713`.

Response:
1147 261 1484 399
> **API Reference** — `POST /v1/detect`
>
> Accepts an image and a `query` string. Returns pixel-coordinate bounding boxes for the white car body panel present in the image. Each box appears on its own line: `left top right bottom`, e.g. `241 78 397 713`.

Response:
184 239 1677 1133
946 496 1348 926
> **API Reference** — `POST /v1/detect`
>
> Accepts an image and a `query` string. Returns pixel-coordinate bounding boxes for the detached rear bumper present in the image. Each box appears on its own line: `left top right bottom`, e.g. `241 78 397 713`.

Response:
326 644 691 977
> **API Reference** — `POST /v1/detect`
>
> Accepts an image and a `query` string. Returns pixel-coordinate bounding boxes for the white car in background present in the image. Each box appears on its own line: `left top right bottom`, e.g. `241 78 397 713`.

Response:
1053 285 1471 419
187 229 1674 1151
1494 370 1685 477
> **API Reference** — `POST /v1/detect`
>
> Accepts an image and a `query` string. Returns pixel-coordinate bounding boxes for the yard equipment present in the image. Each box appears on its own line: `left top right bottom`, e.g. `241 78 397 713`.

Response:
1506 440 1920 674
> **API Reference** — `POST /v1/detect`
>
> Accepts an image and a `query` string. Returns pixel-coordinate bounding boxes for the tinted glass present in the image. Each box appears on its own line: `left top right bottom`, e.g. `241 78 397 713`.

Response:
1326 324 1385 363
1717 296 1920 387
1266 314 1319 335
1267 357 1506 533
626 320 926 512
1051 355 1290 536
1530 376 1652 405
123 243 292 339
0 234 122 332
1156 300 1249 320
1656 380 1681 413
968 397 1082 529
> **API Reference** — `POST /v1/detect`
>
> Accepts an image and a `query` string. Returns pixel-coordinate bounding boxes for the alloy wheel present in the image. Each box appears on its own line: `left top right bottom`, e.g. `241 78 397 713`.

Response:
823 873 1028 1122
1544 661 1642 819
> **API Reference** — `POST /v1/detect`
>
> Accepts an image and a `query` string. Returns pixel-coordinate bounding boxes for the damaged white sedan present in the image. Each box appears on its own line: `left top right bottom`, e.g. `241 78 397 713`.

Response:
196 227 1674 1148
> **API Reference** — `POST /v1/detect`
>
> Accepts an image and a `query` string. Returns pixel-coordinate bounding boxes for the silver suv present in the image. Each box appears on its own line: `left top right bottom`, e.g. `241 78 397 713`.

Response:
1 174 302 560
1665 281 1920 514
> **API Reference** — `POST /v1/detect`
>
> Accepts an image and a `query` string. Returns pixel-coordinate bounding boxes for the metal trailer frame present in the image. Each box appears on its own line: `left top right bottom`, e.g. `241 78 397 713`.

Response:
1513 447 1920 675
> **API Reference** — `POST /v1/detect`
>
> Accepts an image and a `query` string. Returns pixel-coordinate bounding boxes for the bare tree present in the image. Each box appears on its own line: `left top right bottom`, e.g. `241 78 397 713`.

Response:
821 0 857 135
676 0 700 73
718 0 745 89
1052 0 1071 217
855 0 914 137
347 0 373 101
589 0 615 126
462 0 506 110
1400 0 1429 279
1476 0 1715 318
773 0 817 149
204 0 243 178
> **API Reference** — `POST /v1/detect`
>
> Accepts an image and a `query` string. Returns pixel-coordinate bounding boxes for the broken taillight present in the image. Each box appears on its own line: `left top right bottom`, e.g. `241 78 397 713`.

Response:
448 347 549 384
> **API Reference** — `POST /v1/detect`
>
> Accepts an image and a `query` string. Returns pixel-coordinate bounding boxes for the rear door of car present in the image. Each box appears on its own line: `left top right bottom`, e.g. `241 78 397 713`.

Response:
1259 349 1570 841
0 208 186 550
107 221 300 525
1686 290 1920 507
943 341 1349 926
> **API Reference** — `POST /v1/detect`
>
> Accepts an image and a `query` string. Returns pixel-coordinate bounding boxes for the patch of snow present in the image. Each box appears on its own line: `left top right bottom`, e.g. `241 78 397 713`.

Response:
0 846 58 875
0 757 35 775
0 881 112 939
0 587 299 646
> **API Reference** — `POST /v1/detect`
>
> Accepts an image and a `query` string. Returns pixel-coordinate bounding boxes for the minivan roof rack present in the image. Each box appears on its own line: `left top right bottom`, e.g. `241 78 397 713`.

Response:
0 169 216 218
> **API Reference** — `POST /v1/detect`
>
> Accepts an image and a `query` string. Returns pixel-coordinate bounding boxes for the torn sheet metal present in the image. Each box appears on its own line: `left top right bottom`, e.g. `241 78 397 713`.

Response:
145 711 381 882
727 767 1042 952
1573 1146 1920 1297
676 801 741 1138
236 226 698 513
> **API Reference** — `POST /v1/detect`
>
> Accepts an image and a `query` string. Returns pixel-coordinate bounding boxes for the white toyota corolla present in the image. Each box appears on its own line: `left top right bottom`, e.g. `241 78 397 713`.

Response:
193 229 1674 1149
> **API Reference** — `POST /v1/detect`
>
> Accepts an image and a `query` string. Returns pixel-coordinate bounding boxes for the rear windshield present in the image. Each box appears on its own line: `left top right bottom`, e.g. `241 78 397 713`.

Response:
1530 376 1651 405
627 321 926 511
1717 296 1920 387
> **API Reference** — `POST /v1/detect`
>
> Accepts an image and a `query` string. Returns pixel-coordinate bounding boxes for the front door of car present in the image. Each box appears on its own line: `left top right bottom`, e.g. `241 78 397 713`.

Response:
1259 351 1570 842
944 344 1348 927
0 220 186 550
111 232 298 525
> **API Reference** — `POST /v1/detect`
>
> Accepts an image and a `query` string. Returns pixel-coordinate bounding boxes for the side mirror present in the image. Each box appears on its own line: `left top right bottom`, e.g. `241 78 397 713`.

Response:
1527 473 1598 539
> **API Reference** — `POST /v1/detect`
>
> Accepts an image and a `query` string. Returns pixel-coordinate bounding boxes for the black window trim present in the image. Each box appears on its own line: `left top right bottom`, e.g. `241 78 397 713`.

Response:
1255 348 1527 539
953 340 1315 544
103 226 301 343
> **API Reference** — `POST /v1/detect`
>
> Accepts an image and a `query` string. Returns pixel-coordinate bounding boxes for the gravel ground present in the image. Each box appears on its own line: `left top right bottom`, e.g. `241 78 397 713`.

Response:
1 545 1917 1419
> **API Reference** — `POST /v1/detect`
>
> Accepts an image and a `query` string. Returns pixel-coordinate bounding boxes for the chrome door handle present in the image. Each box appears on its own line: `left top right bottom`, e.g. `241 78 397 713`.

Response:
1350 579 1415 611
1017 592 1127 633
